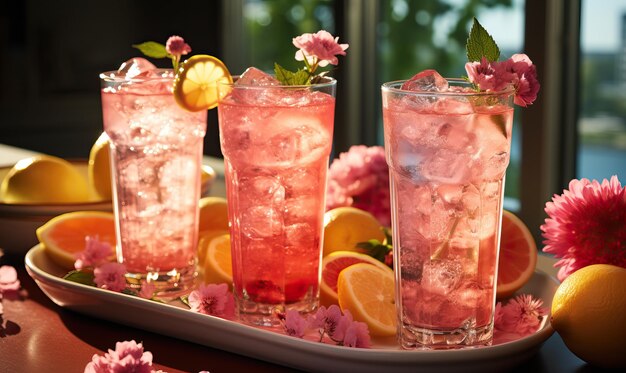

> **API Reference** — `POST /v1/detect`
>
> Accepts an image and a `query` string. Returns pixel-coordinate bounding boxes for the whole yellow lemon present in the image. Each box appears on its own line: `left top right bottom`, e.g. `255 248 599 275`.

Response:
323 206 385 257
551 264 626 369
0 155 89 203
88 132 112 200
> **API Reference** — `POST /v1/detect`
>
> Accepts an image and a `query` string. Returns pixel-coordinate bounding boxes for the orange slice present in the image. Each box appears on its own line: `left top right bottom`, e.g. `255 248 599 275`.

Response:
36 211 116 270
202 233 233 288
173 55 232 111
320 251 391 307
197 228 229 268
337 262 396 337
496 210 538 299
198 196 229 232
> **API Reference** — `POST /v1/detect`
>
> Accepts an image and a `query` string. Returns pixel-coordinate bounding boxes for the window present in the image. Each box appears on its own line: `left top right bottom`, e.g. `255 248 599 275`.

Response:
578 0 626 181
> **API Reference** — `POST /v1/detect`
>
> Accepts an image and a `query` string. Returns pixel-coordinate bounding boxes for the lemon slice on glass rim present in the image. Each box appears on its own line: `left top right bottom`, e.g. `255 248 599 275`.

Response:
173 55 232 112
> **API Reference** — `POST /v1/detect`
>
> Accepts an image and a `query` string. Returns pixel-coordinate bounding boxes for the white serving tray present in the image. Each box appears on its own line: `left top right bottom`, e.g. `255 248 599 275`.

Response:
25 244 558 373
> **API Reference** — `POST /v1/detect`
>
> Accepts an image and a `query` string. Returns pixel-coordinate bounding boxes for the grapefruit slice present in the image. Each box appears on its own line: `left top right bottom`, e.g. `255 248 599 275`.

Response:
36 211 116 270
496 210 538 299
320 250 391 307
337 262 396 336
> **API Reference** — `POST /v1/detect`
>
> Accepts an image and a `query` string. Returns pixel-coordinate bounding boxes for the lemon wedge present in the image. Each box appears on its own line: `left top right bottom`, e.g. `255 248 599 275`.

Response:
173 55 232 111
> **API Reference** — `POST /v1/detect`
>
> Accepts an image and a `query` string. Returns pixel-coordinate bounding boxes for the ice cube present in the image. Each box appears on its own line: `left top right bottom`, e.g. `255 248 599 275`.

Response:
421 149 471 184
117 57 157 79
241 205 284 238
401 70 449 92
236 67 280 86
420 260 462 296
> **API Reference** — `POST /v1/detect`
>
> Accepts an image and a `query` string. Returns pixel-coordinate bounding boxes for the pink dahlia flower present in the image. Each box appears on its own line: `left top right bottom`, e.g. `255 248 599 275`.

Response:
541 175 626 281
293 30 348 67
326 145 391 227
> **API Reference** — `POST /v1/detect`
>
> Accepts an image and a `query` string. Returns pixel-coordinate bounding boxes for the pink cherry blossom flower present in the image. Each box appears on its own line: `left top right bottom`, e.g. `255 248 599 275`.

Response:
280 309 307 338
165 35 191 57
75 236 112 270
342 320 371 348
541 175 626 281
188 283 235 319
326 145 390 227
84 340 153 373
0 265 20 293
495 294 547 336
309 305 344 342
93 263 127 292
138 283 156 300
293 30 348 68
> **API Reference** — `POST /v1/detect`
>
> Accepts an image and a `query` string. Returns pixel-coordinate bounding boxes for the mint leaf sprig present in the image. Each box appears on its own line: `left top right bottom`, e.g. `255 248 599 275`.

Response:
356 227 393 267
466 17 500 62
133 36 192 71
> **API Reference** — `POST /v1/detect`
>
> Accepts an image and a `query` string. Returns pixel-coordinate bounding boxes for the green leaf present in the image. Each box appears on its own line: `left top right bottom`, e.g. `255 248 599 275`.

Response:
132 41 168 59
180 294 190 308
63 270 95 286
274 63 310 85
466 18 500 62
122 288 138 296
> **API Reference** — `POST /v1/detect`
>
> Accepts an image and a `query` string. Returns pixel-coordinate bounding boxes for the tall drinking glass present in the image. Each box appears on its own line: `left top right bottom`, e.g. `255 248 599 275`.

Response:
217 75 336 326
381 79 514 349
100 67 207 297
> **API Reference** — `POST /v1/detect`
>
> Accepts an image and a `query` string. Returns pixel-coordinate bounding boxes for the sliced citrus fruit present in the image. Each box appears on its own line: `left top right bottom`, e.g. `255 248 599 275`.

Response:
320 251 391 307
198 196 229 232
0 155 90 204
197 228 229 267
88 132 112 200
323 206 385 257
173 54 232 112
202 233 233 288
337 262 396 337
36 211 116 270
496 210 537 299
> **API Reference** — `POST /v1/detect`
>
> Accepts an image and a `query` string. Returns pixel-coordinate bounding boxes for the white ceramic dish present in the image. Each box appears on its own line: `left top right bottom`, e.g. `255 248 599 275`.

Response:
25 244 558 373
0 162 214 253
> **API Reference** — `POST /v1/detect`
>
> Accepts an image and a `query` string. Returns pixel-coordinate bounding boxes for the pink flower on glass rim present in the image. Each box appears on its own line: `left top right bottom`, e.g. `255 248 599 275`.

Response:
0 265 20 293
85 340 153 373
75 236 112 270
326 145 391 226
494 294 547 336
293 30 348 67
188 283 235 319
541 175 626 281
165 35 191 57
93 262 127 292
465 53 540 107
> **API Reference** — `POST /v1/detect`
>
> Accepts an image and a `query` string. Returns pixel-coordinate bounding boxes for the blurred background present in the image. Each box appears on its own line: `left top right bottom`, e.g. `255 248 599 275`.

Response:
1 0 625 240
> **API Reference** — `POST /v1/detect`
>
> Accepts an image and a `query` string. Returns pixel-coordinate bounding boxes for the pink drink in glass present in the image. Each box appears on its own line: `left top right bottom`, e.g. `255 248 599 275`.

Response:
100 60 207 296
382 76 514 348
217 68 335 326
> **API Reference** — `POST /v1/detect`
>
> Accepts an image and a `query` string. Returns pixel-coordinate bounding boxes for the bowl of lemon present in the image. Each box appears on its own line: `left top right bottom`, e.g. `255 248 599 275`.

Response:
0 133 215 252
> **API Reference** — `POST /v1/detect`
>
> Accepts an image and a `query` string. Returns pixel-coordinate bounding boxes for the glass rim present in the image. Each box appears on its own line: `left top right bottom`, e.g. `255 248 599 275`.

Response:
99 68 174 83
381 78 515 97
218 75 337 90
